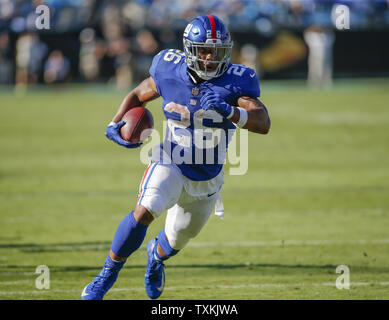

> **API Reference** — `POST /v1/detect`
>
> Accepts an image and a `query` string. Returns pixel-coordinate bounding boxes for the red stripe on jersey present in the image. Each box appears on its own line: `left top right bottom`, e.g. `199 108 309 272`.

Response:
207 14 217 39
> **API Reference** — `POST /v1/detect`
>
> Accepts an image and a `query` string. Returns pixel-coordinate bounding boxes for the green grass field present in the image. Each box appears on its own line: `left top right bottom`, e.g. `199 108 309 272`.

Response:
1 79 389 300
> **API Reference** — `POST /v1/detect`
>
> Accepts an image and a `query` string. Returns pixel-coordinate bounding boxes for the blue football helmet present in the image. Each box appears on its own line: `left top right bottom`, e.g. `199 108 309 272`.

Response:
183 15 233 80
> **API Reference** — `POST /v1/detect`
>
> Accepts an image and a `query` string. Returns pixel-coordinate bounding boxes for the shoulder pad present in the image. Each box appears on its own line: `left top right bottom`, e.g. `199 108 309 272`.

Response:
149 50 167 81
149 49 185 96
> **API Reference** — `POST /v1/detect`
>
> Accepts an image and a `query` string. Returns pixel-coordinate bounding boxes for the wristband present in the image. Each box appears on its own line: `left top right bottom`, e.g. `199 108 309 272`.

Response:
226 107 235 119
236 107 248 128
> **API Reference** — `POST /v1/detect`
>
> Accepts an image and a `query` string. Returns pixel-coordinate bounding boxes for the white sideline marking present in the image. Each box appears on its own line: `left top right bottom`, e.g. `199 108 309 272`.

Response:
1 281 389 296
113 281 389 292
1 239 388 296
185 238 389 248
5 239 387 253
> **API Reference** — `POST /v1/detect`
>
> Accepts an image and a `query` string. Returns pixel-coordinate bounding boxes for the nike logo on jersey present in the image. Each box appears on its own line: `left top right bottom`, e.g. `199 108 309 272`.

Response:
207 192 216 197
250 73 255 78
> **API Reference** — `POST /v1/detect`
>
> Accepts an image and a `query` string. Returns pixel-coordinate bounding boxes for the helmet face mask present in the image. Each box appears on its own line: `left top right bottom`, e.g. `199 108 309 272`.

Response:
183 15 233 80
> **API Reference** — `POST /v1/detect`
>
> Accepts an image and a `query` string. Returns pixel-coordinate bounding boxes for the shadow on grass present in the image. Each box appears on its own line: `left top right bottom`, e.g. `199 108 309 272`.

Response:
1 263 388 275
1 241 388 275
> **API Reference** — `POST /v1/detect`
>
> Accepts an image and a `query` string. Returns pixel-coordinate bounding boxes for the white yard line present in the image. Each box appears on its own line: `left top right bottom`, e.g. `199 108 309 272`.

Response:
185 239 389 248
1 281 389 296
1 239 388 296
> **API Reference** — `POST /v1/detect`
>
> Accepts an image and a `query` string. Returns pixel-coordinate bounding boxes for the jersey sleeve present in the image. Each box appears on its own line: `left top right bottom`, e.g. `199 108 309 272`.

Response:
240 67 261 98
149 50 166 96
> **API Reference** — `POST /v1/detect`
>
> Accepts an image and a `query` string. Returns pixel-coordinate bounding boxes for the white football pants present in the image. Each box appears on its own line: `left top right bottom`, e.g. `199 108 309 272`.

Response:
137 161 223 250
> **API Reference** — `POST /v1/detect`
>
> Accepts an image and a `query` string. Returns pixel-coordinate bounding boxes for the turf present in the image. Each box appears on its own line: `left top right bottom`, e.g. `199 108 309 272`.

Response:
0 79 388 300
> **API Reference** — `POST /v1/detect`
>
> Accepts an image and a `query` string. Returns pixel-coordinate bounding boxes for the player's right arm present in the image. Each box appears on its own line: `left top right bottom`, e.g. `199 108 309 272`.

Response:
111 48 173 123
105 77 160 148
111 77 160 123
105 50 166 148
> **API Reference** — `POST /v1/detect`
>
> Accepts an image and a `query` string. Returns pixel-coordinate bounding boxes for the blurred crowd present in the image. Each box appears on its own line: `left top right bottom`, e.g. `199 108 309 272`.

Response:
2 0 389 31
0 0 389 88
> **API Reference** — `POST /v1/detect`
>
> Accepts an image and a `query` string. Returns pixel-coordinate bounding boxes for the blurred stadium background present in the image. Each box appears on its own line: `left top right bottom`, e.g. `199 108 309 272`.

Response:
0 0 389 88
1 1 389 300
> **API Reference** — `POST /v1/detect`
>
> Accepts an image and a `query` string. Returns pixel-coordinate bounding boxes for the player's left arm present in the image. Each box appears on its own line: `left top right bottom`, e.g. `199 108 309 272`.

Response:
230 96 270 134
200 92 270 134
200 68 270 134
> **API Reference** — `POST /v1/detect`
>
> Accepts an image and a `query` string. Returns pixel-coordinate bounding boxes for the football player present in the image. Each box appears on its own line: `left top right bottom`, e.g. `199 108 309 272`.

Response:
82 14 270 300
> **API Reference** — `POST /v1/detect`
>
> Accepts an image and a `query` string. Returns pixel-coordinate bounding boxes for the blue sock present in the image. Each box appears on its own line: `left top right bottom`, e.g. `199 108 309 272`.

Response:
110 211 148 259
154 228 179 261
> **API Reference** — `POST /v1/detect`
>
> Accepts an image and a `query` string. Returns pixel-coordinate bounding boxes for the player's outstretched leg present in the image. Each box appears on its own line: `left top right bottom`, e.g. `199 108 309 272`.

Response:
81 254 125 300
82 209 151 300
145 192 218 299
144 228 179 299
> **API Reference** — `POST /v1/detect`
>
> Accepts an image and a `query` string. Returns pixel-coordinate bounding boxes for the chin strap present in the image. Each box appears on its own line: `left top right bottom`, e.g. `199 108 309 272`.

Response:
188 69 199 83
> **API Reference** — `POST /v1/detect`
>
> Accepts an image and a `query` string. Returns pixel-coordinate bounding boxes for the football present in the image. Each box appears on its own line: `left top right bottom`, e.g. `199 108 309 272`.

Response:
120 107 154 144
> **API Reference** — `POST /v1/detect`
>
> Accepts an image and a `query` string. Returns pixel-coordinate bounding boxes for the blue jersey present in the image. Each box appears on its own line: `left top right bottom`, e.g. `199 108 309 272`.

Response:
149 49 260 181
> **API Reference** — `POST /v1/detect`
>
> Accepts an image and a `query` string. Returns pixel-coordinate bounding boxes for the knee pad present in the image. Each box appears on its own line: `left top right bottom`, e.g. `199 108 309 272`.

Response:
164 226 193 251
